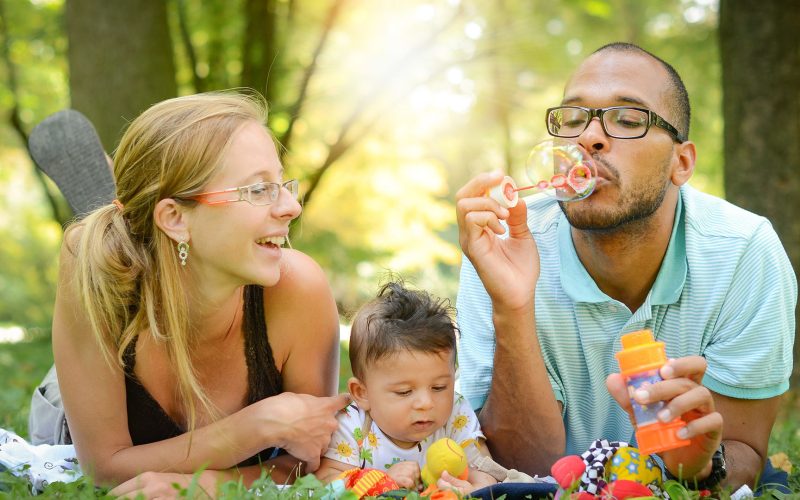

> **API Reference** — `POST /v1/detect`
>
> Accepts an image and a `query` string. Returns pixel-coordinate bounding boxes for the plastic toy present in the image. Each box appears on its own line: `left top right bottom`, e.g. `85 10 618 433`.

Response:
333 467 400 499
420 438 469 487
550 441 663 499
615 330 691 455
489 176 519 208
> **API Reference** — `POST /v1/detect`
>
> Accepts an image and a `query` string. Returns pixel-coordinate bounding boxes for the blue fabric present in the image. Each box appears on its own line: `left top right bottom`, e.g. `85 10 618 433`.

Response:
756 460 790 494
470 482 559 500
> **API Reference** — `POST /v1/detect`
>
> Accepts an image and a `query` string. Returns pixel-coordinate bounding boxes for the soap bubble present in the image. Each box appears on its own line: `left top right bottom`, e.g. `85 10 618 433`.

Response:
525 139 596 201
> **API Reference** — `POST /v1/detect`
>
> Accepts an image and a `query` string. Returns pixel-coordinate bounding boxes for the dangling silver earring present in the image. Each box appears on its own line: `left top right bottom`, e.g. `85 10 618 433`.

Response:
177 241 190 266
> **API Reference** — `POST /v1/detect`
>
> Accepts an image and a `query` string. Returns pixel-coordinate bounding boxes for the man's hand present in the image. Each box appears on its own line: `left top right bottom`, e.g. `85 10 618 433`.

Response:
456 171 540 312
606 356 722 480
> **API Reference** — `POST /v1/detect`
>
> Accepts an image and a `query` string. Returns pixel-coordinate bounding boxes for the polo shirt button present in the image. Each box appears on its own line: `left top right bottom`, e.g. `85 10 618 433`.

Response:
608 304 618 313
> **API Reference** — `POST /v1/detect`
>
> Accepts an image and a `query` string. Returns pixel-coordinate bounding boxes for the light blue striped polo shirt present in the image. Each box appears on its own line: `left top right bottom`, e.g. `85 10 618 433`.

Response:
456 184 796 455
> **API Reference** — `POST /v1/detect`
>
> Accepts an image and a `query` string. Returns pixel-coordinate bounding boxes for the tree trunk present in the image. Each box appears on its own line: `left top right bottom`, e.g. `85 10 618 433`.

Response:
719 0 800 383
241 0 279 103
66 0 177 151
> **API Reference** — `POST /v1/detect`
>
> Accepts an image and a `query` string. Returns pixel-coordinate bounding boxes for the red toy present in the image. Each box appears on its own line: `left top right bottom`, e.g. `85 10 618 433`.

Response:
337 467 399 499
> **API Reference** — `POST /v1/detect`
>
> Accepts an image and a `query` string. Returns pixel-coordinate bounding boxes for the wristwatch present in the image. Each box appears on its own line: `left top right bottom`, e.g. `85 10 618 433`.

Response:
664 443 727 490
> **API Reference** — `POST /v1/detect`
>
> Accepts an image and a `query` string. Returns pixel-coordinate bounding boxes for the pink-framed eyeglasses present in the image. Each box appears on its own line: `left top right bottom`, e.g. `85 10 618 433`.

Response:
186 179 300 206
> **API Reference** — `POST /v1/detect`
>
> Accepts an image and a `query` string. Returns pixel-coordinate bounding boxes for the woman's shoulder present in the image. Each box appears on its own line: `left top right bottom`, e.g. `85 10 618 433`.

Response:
269 249 332 300
262 249 337 328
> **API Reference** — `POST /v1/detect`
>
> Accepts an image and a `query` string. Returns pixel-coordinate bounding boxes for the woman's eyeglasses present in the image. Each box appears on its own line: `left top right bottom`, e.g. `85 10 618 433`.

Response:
185 179 300 206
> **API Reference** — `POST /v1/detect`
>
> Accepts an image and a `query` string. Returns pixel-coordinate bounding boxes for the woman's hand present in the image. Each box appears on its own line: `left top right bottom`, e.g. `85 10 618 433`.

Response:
266 392 350 472
387 461 421 490
456 171 540 312
110 471 218 499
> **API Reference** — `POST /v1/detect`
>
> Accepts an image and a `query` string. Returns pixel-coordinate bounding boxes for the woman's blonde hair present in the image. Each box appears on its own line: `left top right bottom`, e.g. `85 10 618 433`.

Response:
70 91 269 432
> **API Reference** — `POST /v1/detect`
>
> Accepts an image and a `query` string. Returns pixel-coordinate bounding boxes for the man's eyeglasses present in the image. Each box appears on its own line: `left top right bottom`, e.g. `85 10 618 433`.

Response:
546 106 686 143
186 179 300 206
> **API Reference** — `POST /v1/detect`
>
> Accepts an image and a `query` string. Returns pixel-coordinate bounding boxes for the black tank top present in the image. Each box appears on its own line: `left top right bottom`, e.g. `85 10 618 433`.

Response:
123 285 283 466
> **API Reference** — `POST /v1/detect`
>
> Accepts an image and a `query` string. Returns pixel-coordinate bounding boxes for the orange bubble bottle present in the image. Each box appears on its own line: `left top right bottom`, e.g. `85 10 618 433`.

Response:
615 330 691 455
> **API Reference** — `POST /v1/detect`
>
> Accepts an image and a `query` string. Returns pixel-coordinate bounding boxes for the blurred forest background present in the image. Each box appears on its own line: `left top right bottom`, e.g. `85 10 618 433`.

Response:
0 0 798 375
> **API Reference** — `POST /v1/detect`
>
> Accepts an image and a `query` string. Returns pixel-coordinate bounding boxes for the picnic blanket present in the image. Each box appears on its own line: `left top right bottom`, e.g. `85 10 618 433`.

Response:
0 428 81 493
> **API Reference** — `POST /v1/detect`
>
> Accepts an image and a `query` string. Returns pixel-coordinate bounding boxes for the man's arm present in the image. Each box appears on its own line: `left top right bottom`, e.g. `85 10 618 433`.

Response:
455 172 565 475
714 393 782 489
478 302 565 475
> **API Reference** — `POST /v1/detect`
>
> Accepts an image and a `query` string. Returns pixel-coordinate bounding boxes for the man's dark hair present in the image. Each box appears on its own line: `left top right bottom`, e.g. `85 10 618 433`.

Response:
349 280 458 379
593 42 691 139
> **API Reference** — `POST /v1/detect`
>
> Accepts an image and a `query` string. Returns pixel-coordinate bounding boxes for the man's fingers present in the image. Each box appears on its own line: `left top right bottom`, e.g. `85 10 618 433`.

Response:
463 211 506 237
678 411 723 441
660 356 706 384
456 170 505 200
635 376 700 405
661 385 715 422
605 373 631 410
506 201 530 238
456 197 510 227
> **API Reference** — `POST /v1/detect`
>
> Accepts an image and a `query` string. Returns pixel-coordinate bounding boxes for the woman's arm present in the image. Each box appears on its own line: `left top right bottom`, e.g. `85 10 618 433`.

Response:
314 457 354 483
53 240 344 485
109 456 304 499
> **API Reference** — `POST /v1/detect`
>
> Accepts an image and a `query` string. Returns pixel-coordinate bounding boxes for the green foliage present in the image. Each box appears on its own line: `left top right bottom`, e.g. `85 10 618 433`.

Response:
1 335 799 497
0 334 51 436
0 162 61 329
0 0 727 323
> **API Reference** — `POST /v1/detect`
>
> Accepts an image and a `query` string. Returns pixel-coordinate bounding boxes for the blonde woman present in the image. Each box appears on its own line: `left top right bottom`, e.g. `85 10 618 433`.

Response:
50 92 347 497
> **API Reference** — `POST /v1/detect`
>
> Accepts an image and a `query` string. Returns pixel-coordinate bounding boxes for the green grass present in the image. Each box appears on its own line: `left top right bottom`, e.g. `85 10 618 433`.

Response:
1 336 798 497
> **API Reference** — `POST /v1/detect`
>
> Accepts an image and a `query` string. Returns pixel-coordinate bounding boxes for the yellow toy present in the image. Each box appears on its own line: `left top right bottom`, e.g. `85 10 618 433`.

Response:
420 438 469 486
605 446 662 487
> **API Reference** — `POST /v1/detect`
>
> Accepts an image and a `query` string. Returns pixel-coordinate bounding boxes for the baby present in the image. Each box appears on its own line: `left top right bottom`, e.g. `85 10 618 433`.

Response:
315 281 497 493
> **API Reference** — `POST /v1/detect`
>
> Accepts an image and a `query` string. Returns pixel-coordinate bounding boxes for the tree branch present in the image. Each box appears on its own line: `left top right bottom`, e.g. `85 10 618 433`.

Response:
301 4 465 207
279 0 347 155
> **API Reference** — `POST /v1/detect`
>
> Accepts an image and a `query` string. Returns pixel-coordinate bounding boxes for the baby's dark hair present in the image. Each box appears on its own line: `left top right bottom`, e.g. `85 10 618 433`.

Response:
349 281 458 380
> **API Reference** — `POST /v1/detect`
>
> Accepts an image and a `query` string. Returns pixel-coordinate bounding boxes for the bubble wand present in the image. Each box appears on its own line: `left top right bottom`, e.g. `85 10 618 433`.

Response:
490 139 597 208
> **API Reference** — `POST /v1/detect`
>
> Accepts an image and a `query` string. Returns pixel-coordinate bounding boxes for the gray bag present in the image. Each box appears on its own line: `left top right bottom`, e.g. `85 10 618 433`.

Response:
28 366 72 445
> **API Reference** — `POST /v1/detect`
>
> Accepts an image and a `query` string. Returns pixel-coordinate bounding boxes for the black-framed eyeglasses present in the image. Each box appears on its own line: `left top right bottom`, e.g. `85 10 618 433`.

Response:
185 179 300 206
546 106 687 143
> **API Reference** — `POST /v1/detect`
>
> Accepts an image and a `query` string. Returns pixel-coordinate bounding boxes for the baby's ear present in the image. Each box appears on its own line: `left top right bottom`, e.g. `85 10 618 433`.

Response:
348 377 370 411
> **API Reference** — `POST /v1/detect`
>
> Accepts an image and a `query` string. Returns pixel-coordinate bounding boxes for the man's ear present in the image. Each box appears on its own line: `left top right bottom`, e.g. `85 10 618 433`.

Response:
671 140 696 187
348 377 370 411
154 198 191 243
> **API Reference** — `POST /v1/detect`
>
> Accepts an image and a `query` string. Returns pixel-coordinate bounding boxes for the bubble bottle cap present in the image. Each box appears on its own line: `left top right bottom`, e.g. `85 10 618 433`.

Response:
615 330 667 377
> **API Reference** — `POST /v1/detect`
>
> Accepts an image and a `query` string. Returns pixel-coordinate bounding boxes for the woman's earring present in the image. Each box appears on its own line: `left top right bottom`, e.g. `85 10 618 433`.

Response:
177 241 190 266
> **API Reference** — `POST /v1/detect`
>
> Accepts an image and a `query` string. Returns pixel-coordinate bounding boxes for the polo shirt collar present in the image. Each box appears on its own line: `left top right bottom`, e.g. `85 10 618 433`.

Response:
559 194 687 305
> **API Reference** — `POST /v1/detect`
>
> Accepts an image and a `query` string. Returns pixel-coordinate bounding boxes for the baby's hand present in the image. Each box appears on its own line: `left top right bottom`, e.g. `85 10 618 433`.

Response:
387 460 420 490
436 470 472 494
437 468 497 494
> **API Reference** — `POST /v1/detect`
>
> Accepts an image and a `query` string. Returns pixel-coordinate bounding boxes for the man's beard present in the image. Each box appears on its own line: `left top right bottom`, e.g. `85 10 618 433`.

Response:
559 155 671 232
